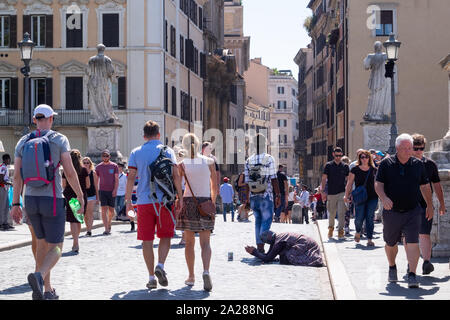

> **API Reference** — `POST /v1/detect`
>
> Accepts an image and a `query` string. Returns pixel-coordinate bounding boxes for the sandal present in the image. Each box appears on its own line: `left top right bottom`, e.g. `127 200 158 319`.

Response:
354 233 360 243
184 278 195 286
367 240 375 247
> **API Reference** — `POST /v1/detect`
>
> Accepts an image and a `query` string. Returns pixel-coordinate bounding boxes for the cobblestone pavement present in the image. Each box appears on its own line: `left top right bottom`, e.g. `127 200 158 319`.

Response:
318 219 450 300
0 217 332 300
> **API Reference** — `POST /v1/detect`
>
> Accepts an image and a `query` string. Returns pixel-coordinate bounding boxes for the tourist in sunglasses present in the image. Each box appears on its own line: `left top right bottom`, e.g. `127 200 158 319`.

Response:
409 134 446 275
344 150 378 246
321 147 349 240
82 157 99 236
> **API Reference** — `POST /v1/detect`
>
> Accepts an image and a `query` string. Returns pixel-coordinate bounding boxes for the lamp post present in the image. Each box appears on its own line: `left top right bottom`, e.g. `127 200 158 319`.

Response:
383 33 401 155
18 33 35 134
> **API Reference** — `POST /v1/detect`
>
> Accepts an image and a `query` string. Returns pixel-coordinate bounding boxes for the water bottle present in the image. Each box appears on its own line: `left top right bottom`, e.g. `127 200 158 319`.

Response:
69 198 84 224
128 210 136 218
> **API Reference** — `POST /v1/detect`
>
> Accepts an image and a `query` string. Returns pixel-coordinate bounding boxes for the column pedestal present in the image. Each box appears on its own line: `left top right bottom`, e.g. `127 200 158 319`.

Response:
425 139 450 257
86 123 123 164
360 120 391 152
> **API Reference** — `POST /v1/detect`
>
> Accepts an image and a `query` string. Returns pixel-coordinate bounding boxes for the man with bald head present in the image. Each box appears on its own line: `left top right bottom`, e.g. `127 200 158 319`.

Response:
375 134 433 288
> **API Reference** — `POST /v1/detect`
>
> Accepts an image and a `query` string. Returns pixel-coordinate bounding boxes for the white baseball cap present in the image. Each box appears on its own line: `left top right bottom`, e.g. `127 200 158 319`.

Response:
33 104 58 119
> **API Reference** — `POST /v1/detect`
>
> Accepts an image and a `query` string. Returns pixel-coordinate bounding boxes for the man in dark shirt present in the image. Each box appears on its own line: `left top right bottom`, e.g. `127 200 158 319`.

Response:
321 147 349 240
274 165 288 222
411 134 446 275
375 134 433 289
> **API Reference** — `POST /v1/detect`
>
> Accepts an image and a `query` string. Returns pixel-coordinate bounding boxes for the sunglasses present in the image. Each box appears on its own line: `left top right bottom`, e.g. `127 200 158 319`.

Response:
334 154 343 158
83 162 90 165
360 155 369 159
413 147 425 151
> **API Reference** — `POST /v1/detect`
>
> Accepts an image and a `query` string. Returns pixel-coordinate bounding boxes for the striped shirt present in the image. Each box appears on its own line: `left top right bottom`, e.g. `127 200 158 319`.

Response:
244 153 277 201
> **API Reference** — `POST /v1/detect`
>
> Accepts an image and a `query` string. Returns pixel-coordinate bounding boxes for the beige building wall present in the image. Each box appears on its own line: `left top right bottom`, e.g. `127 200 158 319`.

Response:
243 58 270 107
0 0 205 161
347 0 450 158
268 74 299 176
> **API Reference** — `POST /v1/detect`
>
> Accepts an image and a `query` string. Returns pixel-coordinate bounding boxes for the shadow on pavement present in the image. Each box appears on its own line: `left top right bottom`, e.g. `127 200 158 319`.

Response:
111 287 210 300
379 283 440 300
414 276 450 286
347 244 382 250
0 283 31 295
62 251 79 257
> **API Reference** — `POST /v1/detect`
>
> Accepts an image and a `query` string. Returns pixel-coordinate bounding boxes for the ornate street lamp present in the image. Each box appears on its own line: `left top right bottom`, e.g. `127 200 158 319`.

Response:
384 33 401 154
18 33 35 133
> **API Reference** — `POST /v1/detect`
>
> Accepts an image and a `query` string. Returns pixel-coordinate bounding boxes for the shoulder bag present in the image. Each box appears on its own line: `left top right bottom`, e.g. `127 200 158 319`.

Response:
351 167 372 206
180 163 216 219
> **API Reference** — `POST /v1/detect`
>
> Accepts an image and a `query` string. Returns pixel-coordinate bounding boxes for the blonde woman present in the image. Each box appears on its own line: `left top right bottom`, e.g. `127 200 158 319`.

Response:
82 157 99 236
176 133 218 291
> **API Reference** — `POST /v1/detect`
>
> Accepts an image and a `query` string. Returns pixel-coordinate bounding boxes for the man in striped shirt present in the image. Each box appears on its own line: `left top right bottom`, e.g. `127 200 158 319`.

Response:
245 133 281 253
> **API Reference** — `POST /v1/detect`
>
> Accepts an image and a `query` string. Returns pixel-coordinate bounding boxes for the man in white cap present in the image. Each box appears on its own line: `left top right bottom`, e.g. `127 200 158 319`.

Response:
10 104 85 300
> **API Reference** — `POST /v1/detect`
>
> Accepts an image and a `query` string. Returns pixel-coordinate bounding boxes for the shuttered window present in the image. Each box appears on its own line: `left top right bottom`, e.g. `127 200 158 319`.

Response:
180 35 184 64
65 77 83 110
66 13 82 48
170 25 176 58
376 10 393 36
185 38 194 69
164 82 168 113
171 86 177 116
102 13 119 47
31 78 52 108
0 78 10 108
0 16 10 47
199 7 203 30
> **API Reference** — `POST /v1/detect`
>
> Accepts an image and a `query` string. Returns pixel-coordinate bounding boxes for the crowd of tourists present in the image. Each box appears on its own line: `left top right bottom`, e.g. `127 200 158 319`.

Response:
1 104 446 299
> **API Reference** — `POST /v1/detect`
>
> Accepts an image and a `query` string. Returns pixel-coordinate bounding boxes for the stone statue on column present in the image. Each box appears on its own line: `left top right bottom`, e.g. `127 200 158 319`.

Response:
363 41 391 121
87 44 118 123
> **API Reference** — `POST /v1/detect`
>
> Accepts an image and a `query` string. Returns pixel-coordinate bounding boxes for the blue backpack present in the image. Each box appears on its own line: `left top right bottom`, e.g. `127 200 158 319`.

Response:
21 130 60 215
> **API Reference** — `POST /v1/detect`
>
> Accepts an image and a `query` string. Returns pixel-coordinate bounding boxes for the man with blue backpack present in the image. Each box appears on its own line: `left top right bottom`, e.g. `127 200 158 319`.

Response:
10 104 85 300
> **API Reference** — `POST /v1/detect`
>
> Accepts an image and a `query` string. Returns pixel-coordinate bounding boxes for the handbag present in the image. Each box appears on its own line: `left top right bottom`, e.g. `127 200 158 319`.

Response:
351 167 372 206
180 163 216 219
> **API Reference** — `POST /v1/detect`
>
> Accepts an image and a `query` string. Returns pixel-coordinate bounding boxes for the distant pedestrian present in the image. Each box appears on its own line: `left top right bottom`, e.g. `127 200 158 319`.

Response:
410 133 446 275
245 230 323 267
10 104 84 300
0 154 13 231
283 186 295 223
274 165 289 222
125 121 183 290
95 149 119 235
220 177 235 222
236 171 250 222
297 185 310 224
62 150 89 253
177 133 217 291
115 162 127 220
82 157 98 236
375 134 433 288
321 147 349 239
245 133 281 253
344 149 378 246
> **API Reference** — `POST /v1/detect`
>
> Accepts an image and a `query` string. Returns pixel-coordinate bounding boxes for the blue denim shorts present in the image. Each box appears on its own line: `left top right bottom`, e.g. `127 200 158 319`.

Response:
25 196 66 244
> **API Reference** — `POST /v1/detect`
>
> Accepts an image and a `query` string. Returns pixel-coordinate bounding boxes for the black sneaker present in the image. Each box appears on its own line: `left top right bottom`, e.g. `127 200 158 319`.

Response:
44 288 59 300
388 266 398 282
130 221 135 232
27 272 44 300
86 231 92 237
407 273 419 288
422 261 434 275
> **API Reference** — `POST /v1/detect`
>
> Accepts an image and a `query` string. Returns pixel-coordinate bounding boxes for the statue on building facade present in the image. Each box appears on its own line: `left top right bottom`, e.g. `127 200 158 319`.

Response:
363 41 391 121
87 44 118 123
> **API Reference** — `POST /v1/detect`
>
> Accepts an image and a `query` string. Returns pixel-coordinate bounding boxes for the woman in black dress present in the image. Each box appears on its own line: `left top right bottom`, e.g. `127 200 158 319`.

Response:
82 157 99 236
63 150 89 253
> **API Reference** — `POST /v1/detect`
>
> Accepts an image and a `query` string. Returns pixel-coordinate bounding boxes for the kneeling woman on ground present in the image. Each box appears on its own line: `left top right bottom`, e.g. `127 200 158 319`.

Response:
245 230 324 267
176 133 218 291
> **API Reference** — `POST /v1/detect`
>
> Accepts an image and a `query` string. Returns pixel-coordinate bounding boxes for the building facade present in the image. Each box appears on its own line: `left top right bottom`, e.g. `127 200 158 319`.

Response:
294 47 314 187
0 0 207 162
300 0 450 187
268 69 299 177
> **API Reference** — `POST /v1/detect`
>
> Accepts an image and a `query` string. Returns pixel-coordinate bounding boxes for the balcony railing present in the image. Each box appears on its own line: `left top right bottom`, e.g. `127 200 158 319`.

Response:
0 109 91 127
0 109 24 126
